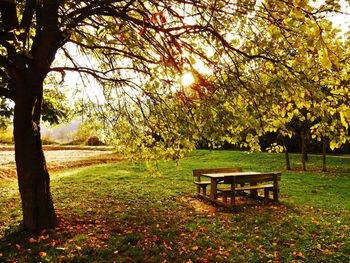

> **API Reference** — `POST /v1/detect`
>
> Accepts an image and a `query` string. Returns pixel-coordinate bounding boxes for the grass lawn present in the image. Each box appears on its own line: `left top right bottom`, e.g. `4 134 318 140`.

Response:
0 150 349 262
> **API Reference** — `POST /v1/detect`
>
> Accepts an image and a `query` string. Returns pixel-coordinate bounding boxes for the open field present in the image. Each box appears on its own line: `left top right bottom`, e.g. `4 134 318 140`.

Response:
0 150 349 262
0 146 121 180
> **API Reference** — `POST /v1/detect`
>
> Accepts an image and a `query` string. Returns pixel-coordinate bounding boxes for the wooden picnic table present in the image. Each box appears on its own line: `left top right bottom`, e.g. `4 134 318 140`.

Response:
202 171 281 206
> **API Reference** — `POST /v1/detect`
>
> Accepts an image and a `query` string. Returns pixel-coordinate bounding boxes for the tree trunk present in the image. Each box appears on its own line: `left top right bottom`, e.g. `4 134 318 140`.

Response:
14 88 57 232
282 136 291 170
285 147 291 170
301 131 307 171
322 136 327 172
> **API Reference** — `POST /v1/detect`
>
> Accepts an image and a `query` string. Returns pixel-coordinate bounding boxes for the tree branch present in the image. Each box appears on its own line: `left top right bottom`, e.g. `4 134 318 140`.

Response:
50 66 148 82
0 54 15 71
19 0 37 45
0 67 10 82
68 39 159 65
0 0 19 29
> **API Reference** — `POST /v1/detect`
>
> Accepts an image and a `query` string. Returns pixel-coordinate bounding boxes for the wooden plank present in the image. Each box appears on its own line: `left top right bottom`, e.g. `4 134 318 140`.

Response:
218 184 274 192
193 167 242 177
234 174 281 184
194 181 211 185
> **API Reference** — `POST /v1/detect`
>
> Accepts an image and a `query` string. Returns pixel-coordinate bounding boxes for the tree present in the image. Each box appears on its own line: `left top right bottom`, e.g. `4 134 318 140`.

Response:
0 0 245 231
1 0 349 232
189 0 350 171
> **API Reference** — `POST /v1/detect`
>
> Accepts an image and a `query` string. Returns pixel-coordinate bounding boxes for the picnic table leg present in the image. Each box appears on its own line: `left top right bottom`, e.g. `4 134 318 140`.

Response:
230 190 236 206
264 188 269 202
202 185 207 196
273 174 279 202
196 175 201 195
250 182 258 198
210 178 217 200
230 177 236 206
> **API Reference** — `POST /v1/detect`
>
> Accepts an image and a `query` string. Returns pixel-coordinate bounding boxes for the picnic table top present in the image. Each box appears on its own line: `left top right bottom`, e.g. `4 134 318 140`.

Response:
201 171 262 178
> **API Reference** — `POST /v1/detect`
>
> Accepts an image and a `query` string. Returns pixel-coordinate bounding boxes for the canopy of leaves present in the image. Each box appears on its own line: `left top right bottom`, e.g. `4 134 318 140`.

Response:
0 0 349 155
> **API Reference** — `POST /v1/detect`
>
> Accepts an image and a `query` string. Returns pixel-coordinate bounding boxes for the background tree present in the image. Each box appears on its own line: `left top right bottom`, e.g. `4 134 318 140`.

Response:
181 0 350 171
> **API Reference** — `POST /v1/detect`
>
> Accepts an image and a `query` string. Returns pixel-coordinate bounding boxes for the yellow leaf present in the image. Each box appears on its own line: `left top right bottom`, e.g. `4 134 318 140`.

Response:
340 112 349 129
318 49 332 70
330 140 338 150
311 23 320 38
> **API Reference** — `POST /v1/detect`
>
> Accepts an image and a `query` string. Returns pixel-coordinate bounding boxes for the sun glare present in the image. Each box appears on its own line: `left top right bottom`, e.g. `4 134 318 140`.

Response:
181 72 195 86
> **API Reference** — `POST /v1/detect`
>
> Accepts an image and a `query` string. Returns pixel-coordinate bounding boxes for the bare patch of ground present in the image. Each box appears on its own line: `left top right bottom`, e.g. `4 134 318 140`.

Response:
0 146 124 180
183 194 274 215
181 196 218 214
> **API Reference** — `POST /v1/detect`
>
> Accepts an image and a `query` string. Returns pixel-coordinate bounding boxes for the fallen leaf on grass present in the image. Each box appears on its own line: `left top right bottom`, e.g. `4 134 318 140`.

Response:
38 251 47 257
283 242 295 247
102 234 110 240
44 240 59 247
292 251 305 259
163 241 172 250
29 237 37 243
192 246 199 251
331 242 344 248
321 248 333 255
58 255 65 261
38 235 49 242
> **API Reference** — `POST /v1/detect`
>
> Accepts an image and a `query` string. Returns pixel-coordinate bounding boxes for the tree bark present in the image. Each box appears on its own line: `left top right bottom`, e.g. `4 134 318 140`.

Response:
322 136 327 172
285 147 291 170
281 136 291 170
14 83 57 231
301 130 307 171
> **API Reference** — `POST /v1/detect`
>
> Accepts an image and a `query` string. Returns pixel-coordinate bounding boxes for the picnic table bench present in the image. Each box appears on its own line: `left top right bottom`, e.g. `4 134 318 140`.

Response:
193 168 281 207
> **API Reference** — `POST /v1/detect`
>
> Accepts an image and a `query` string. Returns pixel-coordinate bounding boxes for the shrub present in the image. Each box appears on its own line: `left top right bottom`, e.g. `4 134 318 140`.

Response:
41 136 57 145
85 136 103 146
0 128 13 144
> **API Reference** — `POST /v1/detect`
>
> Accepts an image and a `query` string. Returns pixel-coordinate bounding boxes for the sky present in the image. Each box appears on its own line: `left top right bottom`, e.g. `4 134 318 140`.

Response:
310 0 349 31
